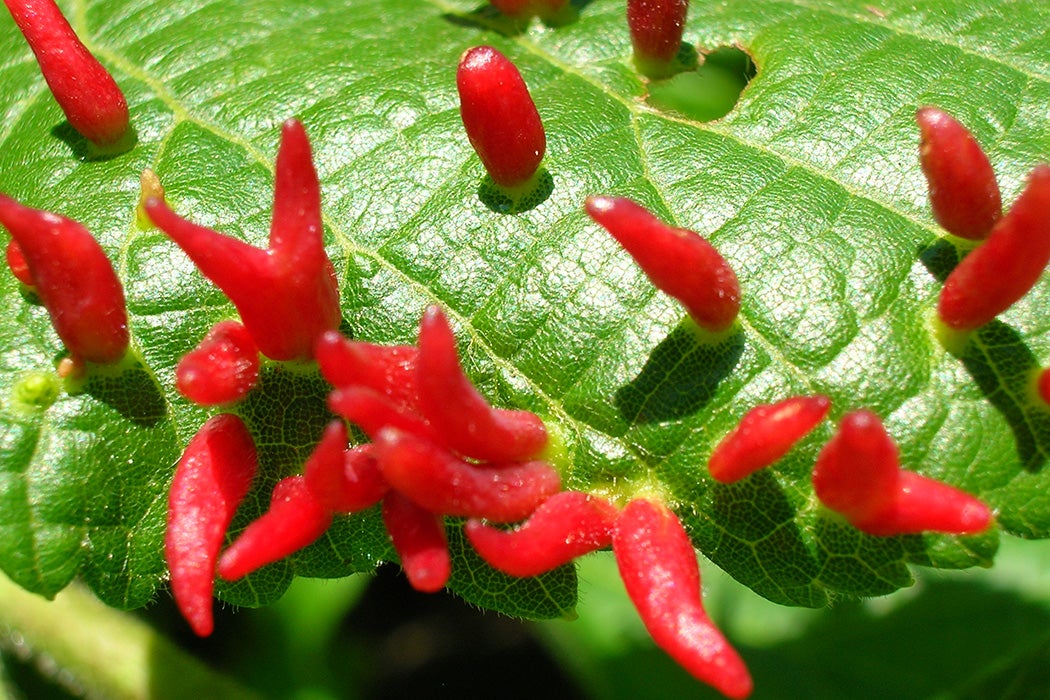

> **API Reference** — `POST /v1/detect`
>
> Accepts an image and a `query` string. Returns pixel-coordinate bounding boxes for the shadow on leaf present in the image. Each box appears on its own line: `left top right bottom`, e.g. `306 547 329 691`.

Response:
697 471 827 607
79 357 166 427
477 169 554 214
917 237 963 283
920 238 1050 471
49 122 137 161
615 322 743 424
812 514 917 597
441 1 586 35
440 6 531 37
239 363 337 481
212 365 336 609
446 522 578 621
956 321 1050 471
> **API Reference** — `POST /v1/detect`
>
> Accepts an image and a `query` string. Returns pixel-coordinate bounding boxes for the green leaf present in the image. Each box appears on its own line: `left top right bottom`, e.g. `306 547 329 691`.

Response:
1 0 1049 615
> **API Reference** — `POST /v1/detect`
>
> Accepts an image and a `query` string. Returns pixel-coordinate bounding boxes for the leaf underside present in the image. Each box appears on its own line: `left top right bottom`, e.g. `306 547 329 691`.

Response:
1 0 1049 616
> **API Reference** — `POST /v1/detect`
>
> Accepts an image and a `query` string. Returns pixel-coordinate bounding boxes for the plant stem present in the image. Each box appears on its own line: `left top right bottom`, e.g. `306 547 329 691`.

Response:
0 572 259 700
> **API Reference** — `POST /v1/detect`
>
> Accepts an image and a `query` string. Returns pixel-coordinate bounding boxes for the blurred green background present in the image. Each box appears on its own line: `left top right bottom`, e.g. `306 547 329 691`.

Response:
4 534 1050 700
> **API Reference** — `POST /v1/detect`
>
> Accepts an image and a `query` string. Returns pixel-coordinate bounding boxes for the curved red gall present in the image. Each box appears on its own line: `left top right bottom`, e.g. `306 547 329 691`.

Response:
373 427 561 523
457 45 546 188
813 410 992 536
860 471 992 537
145 119 340 361
0 194 128 364
176 320 260 406
327 386 445 447
466 491 619 577
315 331 421 411
217 475 333 581
165 415 257 637
302 420 389 514
708 395 831 483
613 498 753 699
916 107 1001 241
626 0 689 72
585 195 740 333
417 305 548 462
4 0 129 145
382 490 451 593
937 165 1050 332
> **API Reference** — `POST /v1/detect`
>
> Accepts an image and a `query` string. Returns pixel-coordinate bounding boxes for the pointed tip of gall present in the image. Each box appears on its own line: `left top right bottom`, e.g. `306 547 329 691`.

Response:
959 501 994 534
459 45 495 71
584 195 616 216
190 618 214 638
278 118 310 151
915 105 1001 240
420 304 450 336
915 105 951 131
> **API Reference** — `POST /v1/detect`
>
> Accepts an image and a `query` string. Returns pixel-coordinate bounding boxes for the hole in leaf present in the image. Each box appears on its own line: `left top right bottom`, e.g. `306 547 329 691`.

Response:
647 46 756 122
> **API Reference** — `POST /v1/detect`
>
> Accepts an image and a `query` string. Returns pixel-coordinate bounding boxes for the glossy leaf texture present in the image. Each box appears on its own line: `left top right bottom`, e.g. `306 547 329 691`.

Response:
0 0 1049 615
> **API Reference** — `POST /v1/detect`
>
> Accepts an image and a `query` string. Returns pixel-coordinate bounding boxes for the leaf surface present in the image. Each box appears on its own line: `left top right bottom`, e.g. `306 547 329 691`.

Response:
1 0 1049 614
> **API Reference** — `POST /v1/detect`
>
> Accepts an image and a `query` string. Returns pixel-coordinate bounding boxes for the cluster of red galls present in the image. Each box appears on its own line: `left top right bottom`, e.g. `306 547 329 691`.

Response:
915 108 1050 404
0 1 1040 698
146 117 757 695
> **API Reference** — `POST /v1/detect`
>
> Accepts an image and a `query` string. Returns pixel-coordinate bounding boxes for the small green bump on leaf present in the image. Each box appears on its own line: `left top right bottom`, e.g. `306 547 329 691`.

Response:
11 371 59 411
538 416 571 473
